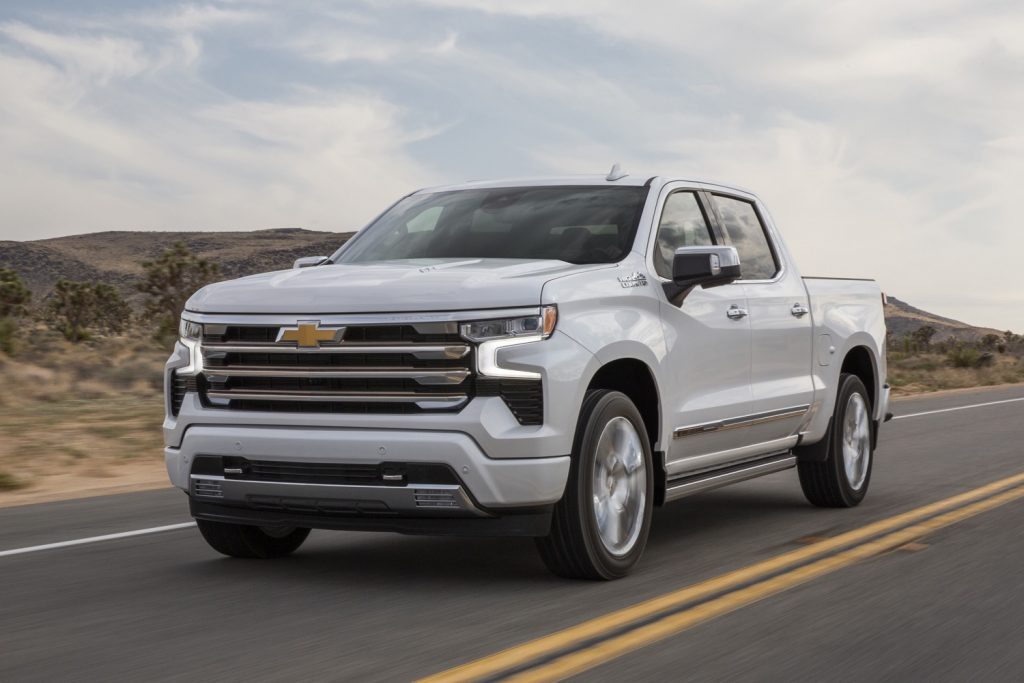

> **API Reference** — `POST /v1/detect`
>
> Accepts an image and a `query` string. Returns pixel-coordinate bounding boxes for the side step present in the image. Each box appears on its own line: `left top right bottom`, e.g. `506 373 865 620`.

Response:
664 453 796 503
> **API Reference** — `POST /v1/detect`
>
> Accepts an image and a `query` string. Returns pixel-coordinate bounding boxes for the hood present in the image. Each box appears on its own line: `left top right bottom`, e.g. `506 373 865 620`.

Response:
186 258 605 315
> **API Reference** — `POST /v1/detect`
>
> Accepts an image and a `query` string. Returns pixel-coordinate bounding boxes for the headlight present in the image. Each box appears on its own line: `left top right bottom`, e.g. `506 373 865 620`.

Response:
177 318 204 375
460 306 557 342
179 318 203 340
464 307 557 380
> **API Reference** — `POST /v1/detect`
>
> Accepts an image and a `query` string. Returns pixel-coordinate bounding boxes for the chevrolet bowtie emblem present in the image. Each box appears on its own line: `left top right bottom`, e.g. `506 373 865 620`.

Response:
276 321 345 348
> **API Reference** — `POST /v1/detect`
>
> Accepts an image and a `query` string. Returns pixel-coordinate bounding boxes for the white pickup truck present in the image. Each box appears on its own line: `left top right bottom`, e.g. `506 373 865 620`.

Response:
165 169 890 579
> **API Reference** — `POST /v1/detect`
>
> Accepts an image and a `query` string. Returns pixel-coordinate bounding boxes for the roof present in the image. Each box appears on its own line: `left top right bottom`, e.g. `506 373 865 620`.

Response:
414 173 755 197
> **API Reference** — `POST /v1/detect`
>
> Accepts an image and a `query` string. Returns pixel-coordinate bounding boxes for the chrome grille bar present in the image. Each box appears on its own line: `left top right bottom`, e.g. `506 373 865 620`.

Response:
206 390 468 410
201 343 470 359
204 367 470 385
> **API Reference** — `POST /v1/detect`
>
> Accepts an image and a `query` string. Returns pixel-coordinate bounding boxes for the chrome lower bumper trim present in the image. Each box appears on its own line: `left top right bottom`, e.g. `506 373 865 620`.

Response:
189 475 489 518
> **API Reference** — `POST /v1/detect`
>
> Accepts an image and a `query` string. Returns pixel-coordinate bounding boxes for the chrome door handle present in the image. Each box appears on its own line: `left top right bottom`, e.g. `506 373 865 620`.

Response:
727 306 748 320
791 303 810 318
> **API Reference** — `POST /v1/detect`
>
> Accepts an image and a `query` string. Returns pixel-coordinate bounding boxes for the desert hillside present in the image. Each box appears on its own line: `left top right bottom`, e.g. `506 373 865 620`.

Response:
884 296 1005 342
0 228 353 304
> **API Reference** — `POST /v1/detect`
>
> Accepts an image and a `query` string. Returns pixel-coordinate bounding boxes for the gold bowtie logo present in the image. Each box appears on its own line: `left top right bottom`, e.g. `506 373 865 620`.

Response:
277 321 345 348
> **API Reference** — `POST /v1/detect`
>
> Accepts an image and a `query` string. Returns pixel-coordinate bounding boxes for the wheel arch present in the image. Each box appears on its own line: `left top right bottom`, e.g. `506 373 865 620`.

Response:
798 341 880 463
840 344 879 410
585 357 662 453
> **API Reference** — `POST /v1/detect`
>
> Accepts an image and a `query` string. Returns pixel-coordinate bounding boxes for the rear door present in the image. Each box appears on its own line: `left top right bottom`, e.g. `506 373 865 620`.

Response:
708 193 815 445
649 185 753 476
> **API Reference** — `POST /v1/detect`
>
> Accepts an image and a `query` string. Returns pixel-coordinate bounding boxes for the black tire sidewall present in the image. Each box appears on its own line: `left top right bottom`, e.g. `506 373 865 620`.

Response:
572 390 654 579
196 518 309 559
829 374 873 505
242 525 310 558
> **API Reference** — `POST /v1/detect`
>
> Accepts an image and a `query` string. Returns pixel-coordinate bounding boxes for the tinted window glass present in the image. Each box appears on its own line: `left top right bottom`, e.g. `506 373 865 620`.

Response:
712 195 778 280
653 191 714 278
336 186 649 265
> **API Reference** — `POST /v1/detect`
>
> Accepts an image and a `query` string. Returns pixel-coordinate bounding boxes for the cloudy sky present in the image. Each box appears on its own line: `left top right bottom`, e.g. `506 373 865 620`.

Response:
1 0 1021 330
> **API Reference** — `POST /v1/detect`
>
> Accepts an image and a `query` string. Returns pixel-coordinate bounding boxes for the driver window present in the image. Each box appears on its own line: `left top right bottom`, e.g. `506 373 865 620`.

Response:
654 192 714 278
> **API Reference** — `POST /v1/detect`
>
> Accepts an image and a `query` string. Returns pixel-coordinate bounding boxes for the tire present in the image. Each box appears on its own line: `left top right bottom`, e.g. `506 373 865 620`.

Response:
798 373 873 507
196 519 310 559
536 390 654 580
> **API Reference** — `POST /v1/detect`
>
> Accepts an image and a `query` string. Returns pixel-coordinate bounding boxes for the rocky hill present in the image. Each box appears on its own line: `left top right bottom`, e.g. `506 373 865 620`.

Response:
0 228 353 305
0 230 1008 341
884 297 1005 342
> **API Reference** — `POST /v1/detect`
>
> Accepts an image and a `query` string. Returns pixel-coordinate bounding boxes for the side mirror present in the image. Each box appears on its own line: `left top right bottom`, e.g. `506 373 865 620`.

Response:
293 255 329 269
665 246 741 301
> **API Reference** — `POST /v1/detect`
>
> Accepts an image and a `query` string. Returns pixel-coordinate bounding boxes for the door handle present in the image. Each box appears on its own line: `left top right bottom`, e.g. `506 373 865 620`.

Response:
791 303 810 318
727 305 748 320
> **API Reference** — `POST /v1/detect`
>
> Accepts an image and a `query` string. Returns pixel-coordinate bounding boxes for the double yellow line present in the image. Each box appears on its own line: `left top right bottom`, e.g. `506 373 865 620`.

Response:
421 472 1024 683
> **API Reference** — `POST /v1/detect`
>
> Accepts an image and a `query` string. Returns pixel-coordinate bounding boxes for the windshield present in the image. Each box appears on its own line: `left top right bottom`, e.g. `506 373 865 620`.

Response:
334 185 649 265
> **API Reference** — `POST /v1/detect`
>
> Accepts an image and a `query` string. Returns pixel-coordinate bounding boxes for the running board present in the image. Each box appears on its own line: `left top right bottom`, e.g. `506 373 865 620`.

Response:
664 453 796 503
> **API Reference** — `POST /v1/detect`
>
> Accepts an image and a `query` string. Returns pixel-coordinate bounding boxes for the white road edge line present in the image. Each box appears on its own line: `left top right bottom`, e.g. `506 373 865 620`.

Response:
0 522 196 558
895 396 1024 420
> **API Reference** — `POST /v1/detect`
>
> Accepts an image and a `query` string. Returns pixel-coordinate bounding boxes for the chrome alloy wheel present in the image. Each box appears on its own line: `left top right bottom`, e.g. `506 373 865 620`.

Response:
591 416 647 557
842 393 871 491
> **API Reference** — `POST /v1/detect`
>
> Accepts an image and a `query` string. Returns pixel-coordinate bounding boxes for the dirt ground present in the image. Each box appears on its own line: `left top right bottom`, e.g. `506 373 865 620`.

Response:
0 395 171 507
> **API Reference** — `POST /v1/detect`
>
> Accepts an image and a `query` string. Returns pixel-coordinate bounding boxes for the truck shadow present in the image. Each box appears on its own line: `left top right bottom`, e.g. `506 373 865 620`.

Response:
181 486 824 585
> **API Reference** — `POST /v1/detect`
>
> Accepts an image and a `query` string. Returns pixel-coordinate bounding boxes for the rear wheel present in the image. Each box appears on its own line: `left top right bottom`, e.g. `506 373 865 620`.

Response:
798 373 873 507
196 519 310 559
536 390 653 580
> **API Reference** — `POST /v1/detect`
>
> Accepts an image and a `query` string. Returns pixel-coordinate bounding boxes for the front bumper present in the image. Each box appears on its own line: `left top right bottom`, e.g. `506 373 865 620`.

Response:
166 425 571 511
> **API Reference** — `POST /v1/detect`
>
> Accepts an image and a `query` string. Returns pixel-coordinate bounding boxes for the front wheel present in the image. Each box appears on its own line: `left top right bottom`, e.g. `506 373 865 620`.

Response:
536 390 654 580
196 519 310 559
798 373 874 507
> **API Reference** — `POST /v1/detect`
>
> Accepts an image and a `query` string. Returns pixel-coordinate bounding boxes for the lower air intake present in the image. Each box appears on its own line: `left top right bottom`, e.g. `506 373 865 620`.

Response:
413 489 460 509
192 478 224 498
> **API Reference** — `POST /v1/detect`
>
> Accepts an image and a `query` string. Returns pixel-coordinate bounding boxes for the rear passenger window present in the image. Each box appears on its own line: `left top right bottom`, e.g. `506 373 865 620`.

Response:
653 192 714 278
711 195 778 280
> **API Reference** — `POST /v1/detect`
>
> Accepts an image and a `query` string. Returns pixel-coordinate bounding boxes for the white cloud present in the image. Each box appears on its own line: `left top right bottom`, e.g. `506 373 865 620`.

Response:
287 30 404 63
0 15 436 238
0 21 152 84
134 3 264 32
428 30 458 56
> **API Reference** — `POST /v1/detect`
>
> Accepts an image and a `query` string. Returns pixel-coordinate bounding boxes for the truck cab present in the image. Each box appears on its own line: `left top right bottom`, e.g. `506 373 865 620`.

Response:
166 170 889 579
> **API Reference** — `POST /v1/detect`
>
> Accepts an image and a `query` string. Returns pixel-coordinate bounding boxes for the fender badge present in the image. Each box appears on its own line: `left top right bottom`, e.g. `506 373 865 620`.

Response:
617 272 648 288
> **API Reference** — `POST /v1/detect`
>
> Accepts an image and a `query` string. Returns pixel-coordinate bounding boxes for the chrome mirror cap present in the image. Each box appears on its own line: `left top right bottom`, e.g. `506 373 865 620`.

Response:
672 246 742 289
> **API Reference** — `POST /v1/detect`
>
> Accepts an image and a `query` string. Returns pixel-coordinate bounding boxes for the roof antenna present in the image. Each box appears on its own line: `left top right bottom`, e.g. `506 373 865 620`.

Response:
606 163 628 181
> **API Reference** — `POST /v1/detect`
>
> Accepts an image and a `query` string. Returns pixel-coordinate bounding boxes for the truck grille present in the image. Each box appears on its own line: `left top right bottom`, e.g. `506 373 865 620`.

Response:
196 323 474 415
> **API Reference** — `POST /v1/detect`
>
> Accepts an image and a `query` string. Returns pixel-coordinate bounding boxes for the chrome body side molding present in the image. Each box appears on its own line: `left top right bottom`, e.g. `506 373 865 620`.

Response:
673 404 810 440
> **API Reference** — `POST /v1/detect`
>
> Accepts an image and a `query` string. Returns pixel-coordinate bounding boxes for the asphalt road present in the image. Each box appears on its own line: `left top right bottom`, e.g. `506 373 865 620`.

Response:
2 385 1023 682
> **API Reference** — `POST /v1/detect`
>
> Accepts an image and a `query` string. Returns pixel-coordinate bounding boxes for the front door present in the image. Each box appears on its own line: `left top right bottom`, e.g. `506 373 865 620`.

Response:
650 186 753 477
